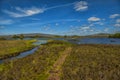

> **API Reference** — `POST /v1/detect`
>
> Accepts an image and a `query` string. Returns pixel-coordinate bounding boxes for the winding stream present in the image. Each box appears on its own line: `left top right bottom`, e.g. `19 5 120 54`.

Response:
0 40 48 64
0 47 38 64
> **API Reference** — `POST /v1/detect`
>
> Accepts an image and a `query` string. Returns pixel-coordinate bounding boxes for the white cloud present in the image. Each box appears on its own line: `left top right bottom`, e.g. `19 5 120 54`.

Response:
88 21 104 27
67 25 102 35
109 14 120 18
3 7 45 18
46 1 88 12
89 23 95 27
46 2 74 10
88 17 101 22
114 24 120 27
74 1 88 11
55 23 59 26
113 19 120 27
94 22 104 25
0 19 13 24
3 1 88 18
116 19 120 23
80 26 90 32
42 25 50 31
90 29 94 32
81 26 90 30
104 28 109 32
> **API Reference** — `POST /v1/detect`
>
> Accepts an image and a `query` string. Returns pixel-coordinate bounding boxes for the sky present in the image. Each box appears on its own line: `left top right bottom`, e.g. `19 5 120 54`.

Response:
0 0 120 35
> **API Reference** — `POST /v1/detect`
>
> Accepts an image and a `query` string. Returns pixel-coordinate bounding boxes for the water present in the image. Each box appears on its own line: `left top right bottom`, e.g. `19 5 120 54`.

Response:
33 40 48 45
0 39 48 64
24 37 120 45
0 47 38 64
33 38 120 45
0 38 64 64
67 38 120 45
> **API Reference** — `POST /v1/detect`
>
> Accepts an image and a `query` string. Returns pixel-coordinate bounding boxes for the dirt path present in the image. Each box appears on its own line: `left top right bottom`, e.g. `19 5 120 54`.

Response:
48 47 72 80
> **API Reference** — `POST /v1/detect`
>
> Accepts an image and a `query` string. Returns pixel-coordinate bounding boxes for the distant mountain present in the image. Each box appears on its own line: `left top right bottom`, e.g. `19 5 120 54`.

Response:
84 33 111 38
0 33 113 39
93 33 110 35
15 33 57 37
0 33 61 39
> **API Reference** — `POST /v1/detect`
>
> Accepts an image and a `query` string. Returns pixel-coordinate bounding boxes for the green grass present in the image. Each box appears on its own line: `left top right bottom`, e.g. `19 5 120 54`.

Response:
0 40 120 80
0 40 36 59
61 44 120 80
0 40 70 80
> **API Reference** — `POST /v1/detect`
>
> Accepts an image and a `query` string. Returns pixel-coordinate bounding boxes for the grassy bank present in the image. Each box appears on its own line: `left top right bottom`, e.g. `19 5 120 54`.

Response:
0 40 36 59
61 44 120 80
0 40 71 80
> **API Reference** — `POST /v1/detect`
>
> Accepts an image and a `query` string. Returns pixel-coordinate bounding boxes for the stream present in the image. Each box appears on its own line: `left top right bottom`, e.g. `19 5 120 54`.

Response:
0 40 48 64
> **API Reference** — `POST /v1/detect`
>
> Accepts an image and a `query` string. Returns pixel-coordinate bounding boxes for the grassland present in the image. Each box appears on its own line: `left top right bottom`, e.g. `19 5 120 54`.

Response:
0 40 120 80
61 44 120 80
0 40 36 59
0 40 71 80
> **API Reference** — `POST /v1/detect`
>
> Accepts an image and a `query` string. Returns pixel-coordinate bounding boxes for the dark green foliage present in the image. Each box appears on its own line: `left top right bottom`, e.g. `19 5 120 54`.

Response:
19 34 24 40
12 35 19 39
0 37 6 40
64 35 67 38
71 35 80 38
35 34 40 38
12 34 25 40
109 33 120 38
46 40 70 45
30 35 41 38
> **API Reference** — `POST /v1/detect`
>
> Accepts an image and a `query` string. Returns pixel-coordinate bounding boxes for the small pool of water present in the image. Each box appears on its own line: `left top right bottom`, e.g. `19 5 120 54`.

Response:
33 40 48 45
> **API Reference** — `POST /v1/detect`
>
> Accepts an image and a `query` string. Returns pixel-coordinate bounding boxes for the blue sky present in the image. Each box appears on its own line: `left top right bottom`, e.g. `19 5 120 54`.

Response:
0 0 120 35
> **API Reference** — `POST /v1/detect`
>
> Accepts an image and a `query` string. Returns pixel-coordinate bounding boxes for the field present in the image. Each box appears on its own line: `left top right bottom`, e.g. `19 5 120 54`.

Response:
0 40 71 80
0 40 36 59
0 40 120 80
61 44 120 80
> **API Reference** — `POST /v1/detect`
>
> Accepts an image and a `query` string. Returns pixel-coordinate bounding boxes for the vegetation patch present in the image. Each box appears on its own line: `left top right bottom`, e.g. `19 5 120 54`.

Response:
109 33 120 38
0 40 120 80
0 40 36 59
61 44 120 80
0 40 70 80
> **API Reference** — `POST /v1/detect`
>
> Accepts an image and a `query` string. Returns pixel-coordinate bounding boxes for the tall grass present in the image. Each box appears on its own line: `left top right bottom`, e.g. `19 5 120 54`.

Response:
0 40 120 80
0 40 70 80
61 44 120 80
